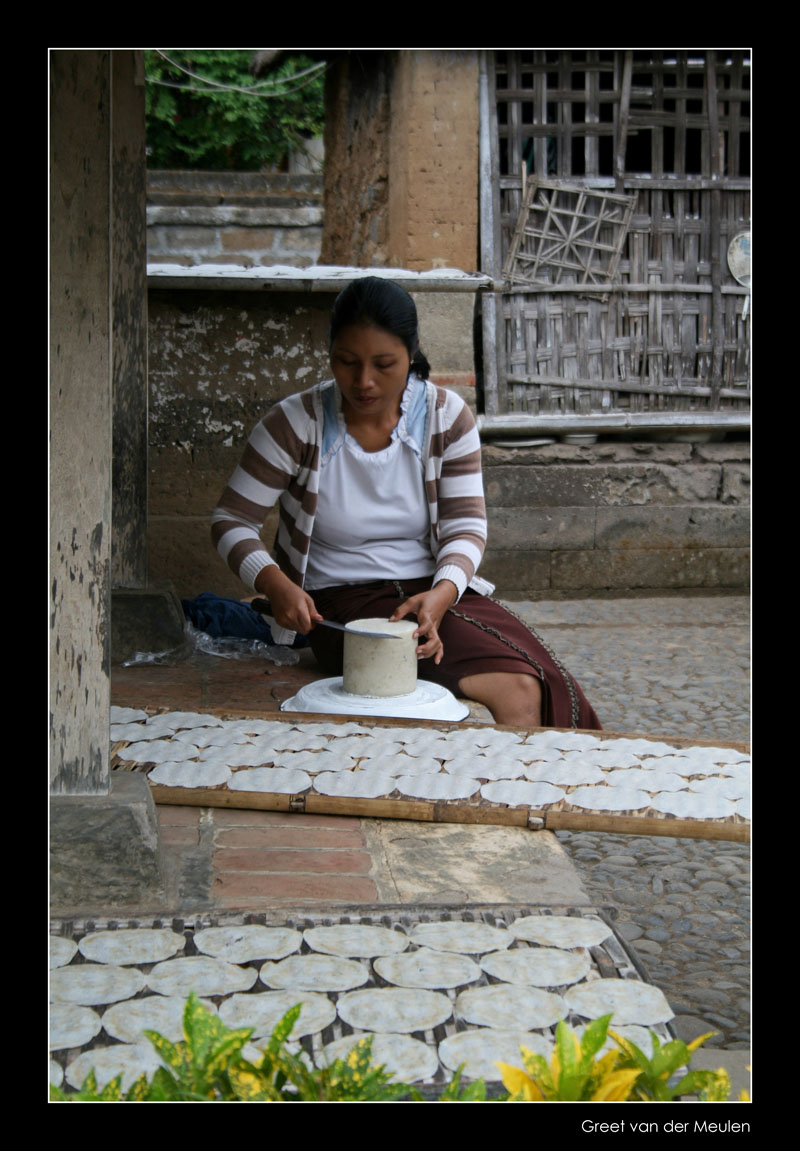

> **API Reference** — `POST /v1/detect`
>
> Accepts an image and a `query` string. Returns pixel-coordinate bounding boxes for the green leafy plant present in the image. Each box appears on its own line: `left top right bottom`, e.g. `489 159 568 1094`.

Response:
496 1015 734 1103
497 1015 642 1101
609 1026 732 1102
145 49 325 171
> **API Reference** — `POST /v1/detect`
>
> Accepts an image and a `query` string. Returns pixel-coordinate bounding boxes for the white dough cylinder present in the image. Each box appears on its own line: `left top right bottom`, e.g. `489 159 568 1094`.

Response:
342 619 418 698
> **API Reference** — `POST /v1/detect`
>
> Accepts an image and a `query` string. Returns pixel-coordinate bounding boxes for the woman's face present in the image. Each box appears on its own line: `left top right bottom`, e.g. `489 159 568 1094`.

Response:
330 323 411 422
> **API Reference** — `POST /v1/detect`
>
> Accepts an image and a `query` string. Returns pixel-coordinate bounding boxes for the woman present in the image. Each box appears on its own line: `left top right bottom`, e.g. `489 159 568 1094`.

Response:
212 277 600 729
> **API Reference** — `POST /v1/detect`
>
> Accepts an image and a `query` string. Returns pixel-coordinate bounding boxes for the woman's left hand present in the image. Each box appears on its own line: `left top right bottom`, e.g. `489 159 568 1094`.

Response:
390 580 459 665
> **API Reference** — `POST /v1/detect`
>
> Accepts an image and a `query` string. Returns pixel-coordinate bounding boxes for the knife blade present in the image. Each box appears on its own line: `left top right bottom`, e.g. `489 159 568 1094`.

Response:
250 599 404 640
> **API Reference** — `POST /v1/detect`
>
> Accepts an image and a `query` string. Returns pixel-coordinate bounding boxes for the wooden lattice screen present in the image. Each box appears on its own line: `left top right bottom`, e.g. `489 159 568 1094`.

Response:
481 50 751 424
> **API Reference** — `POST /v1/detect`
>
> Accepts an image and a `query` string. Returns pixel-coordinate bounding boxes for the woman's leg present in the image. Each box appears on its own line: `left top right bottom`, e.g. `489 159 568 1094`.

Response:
458 671 543 727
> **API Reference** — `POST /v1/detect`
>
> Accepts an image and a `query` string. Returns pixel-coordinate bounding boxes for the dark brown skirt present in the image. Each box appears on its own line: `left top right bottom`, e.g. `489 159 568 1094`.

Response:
308 577 601 730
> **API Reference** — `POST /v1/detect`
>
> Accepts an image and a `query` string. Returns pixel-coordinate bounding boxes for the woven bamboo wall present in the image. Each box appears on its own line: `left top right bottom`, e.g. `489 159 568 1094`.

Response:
488 50 751 419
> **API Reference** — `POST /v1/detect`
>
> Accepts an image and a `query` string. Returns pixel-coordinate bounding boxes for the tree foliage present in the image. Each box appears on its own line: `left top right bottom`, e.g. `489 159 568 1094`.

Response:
145 49 325 171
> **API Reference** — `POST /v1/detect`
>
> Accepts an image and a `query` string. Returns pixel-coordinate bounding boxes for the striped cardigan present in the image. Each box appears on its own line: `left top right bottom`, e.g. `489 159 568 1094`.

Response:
212 377 493 620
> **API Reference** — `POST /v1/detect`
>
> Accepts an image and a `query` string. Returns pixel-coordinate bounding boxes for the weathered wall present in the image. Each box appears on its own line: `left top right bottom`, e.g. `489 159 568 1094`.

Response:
321 50 480 272
50 51 113 794
147 171 323 268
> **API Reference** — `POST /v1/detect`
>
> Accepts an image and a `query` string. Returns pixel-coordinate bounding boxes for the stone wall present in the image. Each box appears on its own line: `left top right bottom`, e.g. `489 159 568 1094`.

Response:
480 440 750 598
147 171 323 268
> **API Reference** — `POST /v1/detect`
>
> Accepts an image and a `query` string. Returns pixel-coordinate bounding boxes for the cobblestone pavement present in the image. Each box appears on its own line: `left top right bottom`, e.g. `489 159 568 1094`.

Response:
507 596 750 1050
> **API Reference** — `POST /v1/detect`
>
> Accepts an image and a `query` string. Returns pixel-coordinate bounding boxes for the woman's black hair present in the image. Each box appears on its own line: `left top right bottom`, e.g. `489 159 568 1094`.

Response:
329 276 431 380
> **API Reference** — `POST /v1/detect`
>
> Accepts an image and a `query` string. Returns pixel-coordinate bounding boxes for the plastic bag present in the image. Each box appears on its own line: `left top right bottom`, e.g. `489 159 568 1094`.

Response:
120 621 300 668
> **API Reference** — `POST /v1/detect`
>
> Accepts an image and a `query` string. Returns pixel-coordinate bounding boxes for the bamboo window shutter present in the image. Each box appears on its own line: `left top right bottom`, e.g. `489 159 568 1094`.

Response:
486 50 750 421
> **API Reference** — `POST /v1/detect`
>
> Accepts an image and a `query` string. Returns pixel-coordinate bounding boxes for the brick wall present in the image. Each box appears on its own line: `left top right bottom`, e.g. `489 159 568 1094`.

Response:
146 171 323 268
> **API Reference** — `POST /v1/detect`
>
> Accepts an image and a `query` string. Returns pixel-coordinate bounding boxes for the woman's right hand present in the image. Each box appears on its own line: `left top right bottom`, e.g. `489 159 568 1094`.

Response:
255 566 323 634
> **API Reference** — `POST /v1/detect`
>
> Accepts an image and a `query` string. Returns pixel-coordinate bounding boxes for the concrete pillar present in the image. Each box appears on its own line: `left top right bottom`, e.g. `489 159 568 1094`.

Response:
321 50 480 273
50 50 163 909
387 51 480 273
50 50 113 797
111 50 149 590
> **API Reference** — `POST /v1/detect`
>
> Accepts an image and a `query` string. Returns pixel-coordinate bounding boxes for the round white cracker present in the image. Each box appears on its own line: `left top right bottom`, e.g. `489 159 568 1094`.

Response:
438 1030 552 1081
268 731 329 752
382 755 445 776
228 767 312 793
566 978 674 1025
50 964 146 1005
409 922 512 955
312 771 397 798
454 985 567 1030
523 761 605 787
336 987 452 1034
171 727 249 748
480 946 591 987
110 706 148 723
510 915 612 950
78 928 186 966
260 954 369 992
605 768 686 792
65 1042 164 1092
303 925 409 958
50 1003 103 1050
647 791 736 819
354 755 409 775
400 737 453 759
543 732 603 751
446 756 525 781
323 735 379 757
145 956 258 998
273 749 348 773
198 743 277 768
50 936 78 969
374 948 482 989
120 739 194 764
688 775 749 800
642 754 696 776
319 1033 439 1083
193 925 302 963
562 747 643 769
111 721 164 742
218 990 336 1039
147 760 231 787
519 743 565 763
101 995 216 1043
395 774 481 801
688 746 750 766
481 780 566 807
567 786 651 811
148 710 224 730
603 738 682 757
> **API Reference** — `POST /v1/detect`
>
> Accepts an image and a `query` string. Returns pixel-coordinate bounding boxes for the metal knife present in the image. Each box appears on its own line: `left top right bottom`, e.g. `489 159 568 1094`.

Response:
250 598 403 640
